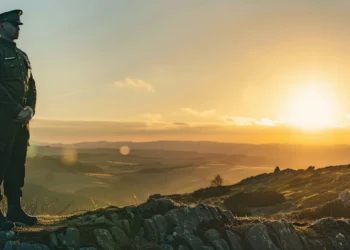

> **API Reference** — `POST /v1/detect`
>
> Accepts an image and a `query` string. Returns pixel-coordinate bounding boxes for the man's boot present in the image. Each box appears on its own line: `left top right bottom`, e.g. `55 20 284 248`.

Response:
6 196 37 226
0 210 14 230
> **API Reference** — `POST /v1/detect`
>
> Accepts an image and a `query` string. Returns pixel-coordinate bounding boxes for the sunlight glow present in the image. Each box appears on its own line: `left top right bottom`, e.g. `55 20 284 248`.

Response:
282 81 338 129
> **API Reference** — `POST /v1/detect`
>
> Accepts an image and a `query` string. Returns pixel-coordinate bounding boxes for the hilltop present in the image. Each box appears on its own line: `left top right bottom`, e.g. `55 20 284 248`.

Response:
3 164 350 249
165 164 350 221
1 196 349 250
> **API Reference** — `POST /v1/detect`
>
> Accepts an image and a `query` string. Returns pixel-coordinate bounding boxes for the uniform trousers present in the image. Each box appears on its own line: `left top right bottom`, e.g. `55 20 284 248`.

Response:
0 120 29 202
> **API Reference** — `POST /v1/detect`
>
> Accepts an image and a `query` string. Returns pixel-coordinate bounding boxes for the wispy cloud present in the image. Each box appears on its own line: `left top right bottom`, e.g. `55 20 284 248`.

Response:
114 78 155 92
142 113 163 126
177 108 217 117
221 116 276 126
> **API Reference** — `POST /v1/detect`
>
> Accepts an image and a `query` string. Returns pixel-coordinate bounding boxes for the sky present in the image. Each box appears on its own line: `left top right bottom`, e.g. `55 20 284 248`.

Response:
3 0 350 144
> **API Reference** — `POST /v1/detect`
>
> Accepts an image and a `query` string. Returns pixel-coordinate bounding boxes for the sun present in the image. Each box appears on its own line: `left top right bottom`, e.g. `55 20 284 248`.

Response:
281 81 338 129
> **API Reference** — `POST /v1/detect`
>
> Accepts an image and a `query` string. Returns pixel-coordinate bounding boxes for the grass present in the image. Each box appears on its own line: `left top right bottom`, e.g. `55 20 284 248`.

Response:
165 163 350 221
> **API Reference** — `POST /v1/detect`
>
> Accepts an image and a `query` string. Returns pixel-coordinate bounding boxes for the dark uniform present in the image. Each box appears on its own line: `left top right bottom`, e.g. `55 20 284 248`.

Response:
0 10 37 227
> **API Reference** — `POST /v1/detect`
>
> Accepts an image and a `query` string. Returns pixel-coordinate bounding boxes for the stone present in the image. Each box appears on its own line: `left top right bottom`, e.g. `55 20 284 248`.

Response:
152 214 169 242
178 245 190 250
149 194 162 199
4 241 20 250
225 230 243 250
331 232 350 250
94 215 114 225
204 229 222 242
264 220 303 250
144 218 158 242
220 210 236 224
56 227 80 248
50 233 59 248
176 233 205 249
156 199 176 214
200 247 215 250
93 228 115 250
160 244 174 250
110 213 119 224
110 226 129 246
27 245 50 250
246 224 280 250
211 239 230 250
114 219 131 234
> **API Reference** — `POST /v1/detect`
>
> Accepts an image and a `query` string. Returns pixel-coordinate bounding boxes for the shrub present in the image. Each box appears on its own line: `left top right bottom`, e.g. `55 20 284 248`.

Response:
211 174 223 187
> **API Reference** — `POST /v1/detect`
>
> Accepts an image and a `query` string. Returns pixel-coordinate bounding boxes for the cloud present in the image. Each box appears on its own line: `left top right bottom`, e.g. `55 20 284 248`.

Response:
173 122 189 126
141 113 164 126
114 78 155 92
221 116 276 126
178 108 217 117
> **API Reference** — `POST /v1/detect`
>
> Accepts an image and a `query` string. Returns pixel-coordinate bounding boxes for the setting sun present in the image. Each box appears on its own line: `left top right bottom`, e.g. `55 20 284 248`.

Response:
282 81 339 129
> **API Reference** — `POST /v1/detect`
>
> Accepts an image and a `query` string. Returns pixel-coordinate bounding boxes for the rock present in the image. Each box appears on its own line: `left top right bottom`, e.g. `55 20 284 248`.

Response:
94 215 114 225
26 244 50 250
331 232 350 250
166 234 175 243
144 218 159 242
160 244 173 250
149 194 162 199
114 219 131 234
176 233 205 249
56 227 80 248
208 206 222 222
50 233 59 248
225 230 242 250
4 230 16 240
89 214 98 220
110 213 119 224
137 199 158 217
219 210 236 224
312 217 339 229
5 242 50 250
4 241 20 250
93 228 115 250
178 246 190 250
110 226 129 246
200 247 215 250
156 199 176 214
79 248 98 250
246 224 280 250
211 239 230 250
204 229 222 242
264 220 303 250
152 214 169 243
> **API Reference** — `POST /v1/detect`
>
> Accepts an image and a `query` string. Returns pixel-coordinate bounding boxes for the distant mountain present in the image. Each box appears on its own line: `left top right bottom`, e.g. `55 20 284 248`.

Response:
31 140 350 169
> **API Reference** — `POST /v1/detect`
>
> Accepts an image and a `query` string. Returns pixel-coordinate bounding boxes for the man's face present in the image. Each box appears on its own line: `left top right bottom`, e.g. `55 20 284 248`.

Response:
0 22 20 40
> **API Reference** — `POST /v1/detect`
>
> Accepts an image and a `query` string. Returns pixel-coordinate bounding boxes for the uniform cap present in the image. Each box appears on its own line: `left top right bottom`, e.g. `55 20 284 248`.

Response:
0 10 23 25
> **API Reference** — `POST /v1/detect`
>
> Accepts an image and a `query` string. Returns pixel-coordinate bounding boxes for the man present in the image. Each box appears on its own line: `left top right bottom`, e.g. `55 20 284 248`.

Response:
0 9 37 229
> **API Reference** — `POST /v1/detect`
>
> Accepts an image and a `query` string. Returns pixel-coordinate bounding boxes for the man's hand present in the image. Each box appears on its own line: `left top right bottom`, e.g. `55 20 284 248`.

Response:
14 106 33 124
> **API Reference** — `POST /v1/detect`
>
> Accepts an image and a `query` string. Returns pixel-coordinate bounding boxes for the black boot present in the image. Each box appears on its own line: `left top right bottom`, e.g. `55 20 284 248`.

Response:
6 196 37 226
0 210 14 230
6 206 37 226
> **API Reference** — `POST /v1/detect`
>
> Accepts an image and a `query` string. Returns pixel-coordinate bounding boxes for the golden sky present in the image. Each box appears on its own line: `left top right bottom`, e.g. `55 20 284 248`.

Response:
4 0 350 144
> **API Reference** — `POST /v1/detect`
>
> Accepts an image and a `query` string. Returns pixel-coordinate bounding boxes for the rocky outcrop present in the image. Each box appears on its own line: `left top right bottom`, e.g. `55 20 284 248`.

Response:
1 197 350 249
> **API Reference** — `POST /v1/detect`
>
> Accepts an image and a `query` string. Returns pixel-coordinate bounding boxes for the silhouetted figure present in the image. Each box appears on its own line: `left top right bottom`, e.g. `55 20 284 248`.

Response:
0 10 37 229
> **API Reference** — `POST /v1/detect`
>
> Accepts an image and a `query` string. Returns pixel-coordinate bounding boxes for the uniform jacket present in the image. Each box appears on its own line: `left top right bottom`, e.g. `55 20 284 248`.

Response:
0 37 36 143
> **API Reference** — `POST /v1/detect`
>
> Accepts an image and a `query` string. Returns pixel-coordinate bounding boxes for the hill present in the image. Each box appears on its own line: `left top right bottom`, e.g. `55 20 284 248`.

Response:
1 196 348 250
165 164 350 222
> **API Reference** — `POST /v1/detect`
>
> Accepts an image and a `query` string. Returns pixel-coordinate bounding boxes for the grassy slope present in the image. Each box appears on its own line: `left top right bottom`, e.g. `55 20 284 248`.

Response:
165 164 350 221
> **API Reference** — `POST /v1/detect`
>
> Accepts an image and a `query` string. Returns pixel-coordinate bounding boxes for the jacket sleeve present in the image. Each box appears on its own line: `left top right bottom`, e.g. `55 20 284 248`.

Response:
0 52 23 118
26 73 36 116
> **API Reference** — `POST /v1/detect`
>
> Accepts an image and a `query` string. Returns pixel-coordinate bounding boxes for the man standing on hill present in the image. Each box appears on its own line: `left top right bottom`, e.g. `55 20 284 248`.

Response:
0 9 37 229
